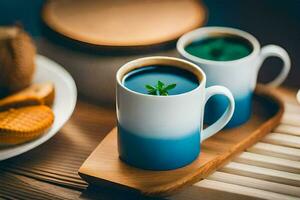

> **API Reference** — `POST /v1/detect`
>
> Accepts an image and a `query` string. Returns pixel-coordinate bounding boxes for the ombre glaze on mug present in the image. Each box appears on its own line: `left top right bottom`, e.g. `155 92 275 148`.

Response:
116 57 235 170
177 27 291 127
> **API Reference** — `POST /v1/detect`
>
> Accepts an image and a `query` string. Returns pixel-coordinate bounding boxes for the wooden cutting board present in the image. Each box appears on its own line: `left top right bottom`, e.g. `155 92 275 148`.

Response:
78 85 284 196
42 0 206 47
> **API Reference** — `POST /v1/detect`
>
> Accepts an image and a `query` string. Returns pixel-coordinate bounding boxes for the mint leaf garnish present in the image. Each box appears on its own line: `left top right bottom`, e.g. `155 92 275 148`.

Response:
145 81 176 96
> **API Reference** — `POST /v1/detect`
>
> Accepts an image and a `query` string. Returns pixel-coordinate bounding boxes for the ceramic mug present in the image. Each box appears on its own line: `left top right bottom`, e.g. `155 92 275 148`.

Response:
177 27 291 127
116 56 235 170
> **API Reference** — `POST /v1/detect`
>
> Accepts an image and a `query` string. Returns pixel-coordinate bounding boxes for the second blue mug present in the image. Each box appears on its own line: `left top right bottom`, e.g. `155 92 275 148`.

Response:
177 27 291 127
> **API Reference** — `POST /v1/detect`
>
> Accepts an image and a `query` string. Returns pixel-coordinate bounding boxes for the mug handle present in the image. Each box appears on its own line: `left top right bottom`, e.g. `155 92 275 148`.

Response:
259 45 291 87
201 86 235 142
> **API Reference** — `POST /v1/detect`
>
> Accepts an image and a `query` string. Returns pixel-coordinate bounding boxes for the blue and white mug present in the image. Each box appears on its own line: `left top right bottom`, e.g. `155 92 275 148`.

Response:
116 57 235 170
177 27 291 127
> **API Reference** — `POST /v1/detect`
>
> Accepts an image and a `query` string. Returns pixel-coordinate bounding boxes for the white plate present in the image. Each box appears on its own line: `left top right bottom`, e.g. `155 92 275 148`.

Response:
0 55 77 161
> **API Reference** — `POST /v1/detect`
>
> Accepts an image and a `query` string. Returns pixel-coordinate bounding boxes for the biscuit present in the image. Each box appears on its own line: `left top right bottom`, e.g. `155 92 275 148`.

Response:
0 82 55 111
0 105 54 145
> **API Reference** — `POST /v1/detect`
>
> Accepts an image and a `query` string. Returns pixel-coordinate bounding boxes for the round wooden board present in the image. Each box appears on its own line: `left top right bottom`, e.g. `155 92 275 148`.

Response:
42 0 206 47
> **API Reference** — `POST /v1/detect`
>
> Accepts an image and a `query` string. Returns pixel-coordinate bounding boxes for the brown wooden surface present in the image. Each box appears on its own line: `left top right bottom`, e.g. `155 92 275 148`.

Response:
0 86 299 200
0 101 116 199
78 85 284 196
43 0 206 47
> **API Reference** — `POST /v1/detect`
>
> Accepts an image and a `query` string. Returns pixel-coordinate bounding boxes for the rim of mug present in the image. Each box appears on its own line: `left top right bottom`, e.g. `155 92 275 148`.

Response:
116 56 206 98
177 26 261 66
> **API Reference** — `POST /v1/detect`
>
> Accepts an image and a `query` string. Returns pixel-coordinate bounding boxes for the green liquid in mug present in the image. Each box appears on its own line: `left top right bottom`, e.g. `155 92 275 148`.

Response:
185 36 253 61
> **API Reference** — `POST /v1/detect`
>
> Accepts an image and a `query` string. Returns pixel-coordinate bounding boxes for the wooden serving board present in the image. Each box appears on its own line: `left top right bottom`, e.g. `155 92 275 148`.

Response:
43 0 206 47
78 85 284 196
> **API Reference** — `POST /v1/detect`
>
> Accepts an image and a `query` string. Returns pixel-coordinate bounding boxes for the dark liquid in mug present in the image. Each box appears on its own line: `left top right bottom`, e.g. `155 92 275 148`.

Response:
185 35 253 61
123 65 199 95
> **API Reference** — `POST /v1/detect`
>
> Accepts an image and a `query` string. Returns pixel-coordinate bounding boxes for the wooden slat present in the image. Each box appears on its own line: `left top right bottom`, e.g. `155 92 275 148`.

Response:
207 172 300 197
221 162 300 187
2 167 86 190
0 171 80 200
262 133 300 148
194 179 299 200
275 88 299 105
275 124 300 136
247 142 300 161
6 166 83 184
0 188 34 200
18 165 81 178
234 152 300 173
284 103 300 114
281 113 300 127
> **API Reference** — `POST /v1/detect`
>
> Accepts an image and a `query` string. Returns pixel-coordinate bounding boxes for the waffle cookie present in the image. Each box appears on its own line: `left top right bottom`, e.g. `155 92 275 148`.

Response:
0 105 54 145
0 82 55 111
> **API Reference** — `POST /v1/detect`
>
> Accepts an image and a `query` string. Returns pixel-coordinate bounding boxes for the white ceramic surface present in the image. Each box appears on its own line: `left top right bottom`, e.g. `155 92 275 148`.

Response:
0 55 77 161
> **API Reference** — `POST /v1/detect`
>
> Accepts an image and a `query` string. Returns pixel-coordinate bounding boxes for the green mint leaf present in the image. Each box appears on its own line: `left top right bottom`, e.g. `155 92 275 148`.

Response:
148 89 156 94
157 81 164 90
145 85 155 90
164 83 176 91
161 91 169 96
145 80 176 96
149 91 157 95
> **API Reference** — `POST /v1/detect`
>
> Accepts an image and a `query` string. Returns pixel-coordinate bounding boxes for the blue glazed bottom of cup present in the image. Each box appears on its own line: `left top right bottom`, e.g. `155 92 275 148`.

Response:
118 126 200 170
204 92 253 128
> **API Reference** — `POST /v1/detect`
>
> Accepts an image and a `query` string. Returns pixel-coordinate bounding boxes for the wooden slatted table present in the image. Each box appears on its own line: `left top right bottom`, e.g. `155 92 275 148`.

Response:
0 87 299 200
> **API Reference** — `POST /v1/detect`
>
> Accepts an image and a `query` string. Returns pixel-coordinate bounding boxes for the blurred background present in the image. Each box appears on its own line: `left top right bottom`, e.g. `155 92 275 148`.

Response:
0 0 299 89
